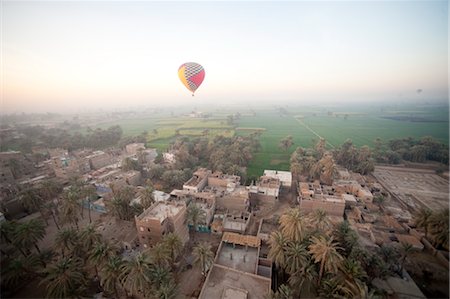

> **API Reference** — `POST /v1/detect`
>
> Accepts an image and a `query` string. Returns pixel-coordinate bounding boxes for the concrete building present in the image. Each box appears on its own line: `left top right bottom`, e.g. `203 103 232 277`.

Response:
216 187 250 213
257 217 278 243
298 182 345 217
263 170 292 188
51 154 82 180
222 212 252 234
183 168 210 193
125 143 146 155
98 218 137 250
199 232 272 299
86 151 114 170
249 176 280 206
183 168 241 194
207 171 241 192
0 151 35 180
135 201 189 248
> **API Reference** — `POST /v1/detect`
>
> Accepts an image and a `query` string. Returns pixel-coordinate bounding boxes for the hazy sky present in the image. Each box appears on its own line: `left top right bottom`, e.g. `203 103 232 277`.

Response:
2 1 448 113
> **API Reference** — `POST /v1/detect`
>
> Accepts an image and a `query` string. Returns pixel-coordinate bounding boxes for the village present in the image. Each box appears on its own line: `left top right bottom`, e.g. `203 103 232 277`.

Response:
0 137 448 299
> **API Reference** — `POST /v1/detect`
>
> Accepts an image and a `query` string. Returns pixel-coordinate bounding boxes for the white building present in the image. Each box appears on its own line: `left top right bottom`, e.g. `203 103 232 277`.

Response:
263 170 292 188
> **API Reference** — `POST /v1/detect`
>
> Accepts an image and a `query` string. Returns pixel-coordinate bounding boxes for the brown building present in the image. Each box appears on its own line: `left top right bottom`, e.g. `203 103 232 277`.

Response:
249 176 280 206
298 182 345 217
86 151 114 170
135 201 189 248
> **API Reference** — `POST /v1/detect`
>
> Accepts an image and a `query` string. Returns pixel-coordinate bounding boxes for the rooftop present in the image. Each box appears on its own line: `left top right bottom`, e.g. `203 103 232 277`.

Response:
258 176 281 189
199 264 270 299
136 202 184 222
263 170 292 183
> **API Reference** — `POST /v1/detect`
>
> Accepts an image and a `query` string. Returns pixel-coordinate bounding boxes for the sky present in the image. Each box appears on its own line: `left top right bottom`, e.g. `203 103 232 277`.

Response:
1 1 448 113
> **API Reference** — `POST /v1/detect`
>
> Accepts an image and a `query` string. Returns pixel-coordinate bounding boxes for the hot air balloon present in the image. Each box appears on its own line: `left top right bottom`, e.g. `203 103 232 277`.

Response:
417 89 423 94
178 62 205 96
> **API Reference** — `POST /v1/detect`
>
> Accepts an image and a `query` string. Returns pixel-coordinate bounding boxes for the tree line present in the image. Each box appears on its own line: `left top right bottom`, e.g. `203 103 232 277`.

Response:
1 125 124 153
373 136 449 165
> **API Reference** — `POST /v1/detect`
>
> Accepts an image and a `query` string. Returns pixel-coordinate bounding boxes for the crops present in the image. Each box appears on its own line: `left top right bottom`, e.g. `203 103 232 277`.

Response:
92 104 448 178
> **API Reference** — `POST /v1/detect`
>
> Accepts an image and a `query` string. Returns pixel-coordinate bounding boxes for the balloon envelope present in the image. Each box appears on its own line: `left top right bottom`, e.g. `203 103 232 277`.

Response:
178 62 205 95
417 89 423 94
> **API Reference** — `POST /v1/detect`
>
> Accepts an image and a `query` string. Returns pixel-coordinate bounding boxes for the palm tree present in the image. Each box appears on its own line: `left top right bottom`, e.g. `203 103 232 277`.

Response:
308 235 344 285
13 218 46 254
139 185 155 209
61 187 81 230
19 187 49 225
415 207 432 239
186 203 206 240
318 277 342 299
162 233 183 264
89 240 118 277
40 256 87 298
83 184 97 224
319 154 336 185
378 244 399 272
268 231 288 268
120 252 153 297
193 242 214 276
314 138 327 159
80 224 102 253
269 284 294 299
428 208 449 248
288 259 318 297
399 242 414 275
55 227 79 257
2 254 42 288
280 208 305 242
338 258 368 298
100 255 125 299
284 241 309 275
0 220 17 245
154 278 178 299
148 242 171 268
309 209 331 233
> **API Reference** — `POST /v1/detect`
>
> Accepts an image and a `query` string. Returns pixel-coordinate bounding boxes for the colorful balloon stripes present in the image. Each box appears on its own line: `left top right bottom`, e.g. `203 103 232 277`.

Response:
178 62 205 96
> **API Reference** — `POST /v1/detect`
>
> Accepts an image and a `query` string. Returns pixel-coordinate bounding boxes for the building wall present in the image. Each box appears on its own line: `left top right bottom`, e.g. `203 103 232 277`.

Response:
207 177 228 188
135 204 189 248
135 217 168 248
300 199 345 217
126 143 145 155
89 152 113 170
183 176 208 193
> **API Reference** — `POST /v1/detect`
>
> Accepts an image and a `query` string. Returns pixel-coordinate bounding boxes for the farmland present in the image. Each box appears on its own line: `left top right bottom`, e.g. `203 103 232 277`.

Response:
88 103 448 178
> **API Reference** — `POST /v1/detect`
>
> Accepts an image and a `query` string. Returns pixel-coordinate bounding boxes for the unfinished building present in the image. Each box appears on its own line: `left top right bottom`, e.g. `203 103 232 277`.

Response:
183 168 210 193
263 169 292 188
135 201 189 248
249 176 280 206
298 182 346 217
183 168 241 194
199 232 272 299
222 211 252 234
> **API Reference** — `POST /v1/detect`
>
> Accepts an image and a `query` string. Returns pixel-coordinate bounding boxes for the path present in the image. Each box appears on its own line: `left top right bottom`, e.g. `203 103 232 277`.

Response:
294 117 335 148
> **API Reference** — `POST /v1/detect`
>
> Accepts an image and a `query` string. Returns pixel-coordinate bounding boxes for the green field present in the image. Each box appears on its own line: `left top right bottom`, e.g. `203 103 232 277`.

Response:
236 104 449 177
89 103 449 178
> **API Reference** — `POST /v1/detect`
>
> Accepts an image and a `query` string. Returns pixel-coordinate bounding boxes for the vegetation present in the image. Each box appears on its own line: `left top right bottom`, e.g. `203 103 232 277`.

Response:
267 209 402 297
373 136 449 165
415 208 450 249
193 242 214 276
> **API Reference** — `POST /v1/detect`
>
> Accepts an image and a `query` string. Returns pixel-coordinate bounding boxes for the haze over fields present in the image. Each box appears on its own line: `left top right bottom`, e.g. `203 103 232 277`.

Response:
2 1 448 113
